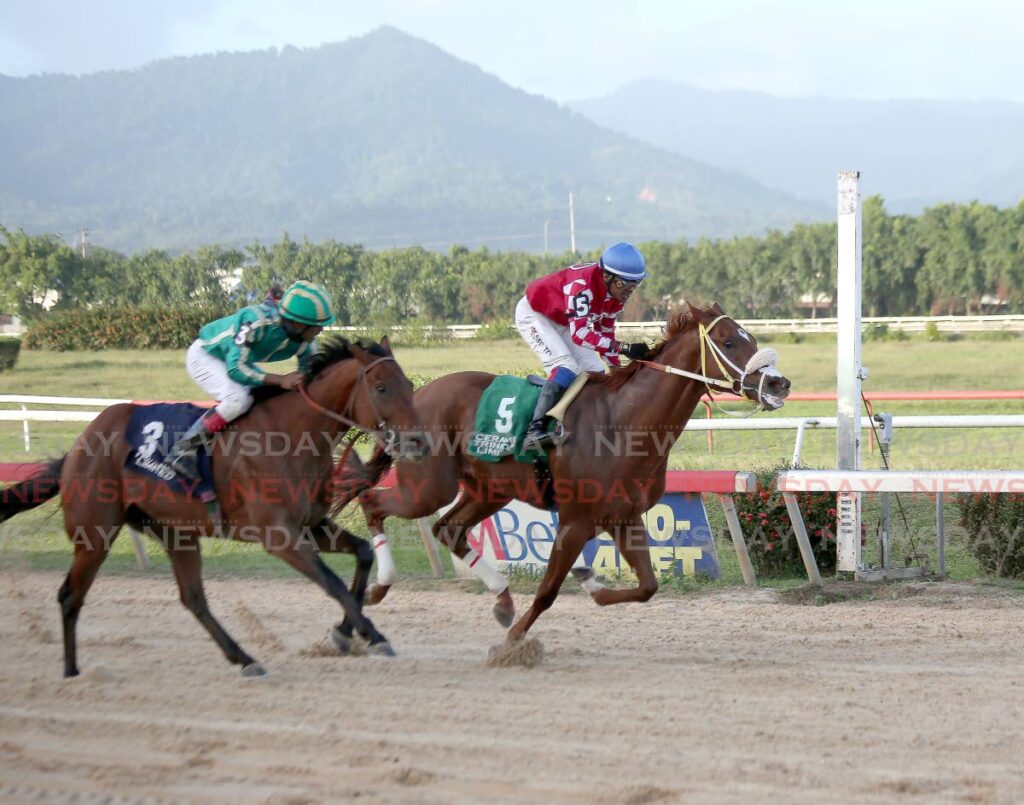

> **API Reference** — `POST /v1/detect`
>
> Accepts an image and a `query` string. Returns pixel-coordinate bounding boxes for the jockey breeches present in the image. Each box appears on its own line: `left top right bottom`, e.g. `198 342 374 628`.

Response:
185 340 255 422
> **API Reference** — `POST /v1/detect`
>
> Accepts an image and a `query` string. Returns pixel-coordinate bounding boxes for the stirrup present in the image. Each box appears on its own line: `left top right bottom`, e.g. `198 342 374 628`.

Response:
167 446 200 481
522 421 560 450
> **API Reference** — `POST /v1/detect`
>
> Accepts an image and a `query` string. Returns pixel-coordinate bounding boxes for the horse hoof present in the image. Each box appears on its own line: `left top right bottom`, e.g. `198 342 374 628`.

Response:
570 567 594 583
366 583 390 606
367 641 396 658
330 626 353 656
241 662 267 678
492 592 515 628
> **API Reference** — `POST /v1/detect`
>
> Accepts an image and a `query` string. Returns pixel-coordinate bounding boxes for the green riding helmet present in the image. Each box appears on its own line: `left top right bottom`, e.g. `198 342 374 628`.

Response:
279 281 335 326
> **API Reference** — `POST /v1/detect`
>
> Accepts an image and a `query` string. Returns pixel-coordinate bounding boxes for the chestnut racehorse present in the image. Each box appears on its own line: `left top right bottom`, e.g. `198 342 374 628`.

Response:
339 304 791 644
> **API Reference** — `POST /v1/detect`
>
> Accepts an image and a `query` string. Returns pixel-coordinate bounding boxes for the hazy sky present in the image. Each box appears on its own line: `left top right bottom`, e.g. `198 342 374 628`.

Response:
1 0 1022 102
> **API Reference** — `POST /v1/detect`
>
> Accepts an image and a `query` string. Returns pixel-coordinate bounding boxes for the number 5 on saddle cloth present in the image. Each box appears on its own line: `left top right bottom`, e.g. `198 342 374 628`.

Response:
467 374 588 463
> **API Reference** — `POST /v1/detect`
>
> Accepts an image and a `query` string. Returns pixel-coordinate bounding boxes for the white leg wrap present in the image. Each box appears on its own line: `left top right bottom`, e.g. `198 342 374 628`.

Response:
462 548 509 594
581 574 604 595
372 531 398 587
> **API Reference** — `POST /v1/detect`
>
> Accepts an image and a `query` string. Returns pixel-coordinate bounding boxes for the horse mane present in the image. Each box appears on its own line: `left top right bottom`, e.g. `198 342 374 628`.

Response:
589 306 704 391
251 336 388 404
307 336 388 379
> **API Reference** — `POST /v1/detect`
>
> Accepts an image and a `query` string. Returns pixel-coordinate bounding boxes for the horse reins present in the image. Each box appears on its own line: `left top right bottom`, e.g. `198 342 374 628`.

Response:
296 356 399 451
634 315 780 416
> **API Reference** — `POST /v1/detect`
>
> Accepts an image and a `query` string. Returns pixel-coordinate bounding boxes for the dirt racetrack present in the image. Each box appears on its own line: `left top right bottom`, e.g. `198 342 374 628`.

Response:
3 571 1024 804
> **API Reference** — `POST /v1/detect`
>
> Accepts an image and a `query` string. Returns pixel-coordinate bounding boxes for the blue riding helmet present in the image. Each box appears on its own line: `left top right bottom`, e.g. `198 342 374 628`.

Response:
600 242 646 282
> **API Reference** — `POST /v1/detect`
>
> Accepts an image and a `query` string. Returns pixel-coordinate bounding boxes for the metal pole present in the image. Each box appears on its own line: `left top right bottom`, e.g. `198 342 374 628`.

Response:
128 527 151 570
417 517 445 578
719 494 756 587
569 192 577 255
21 404 30 452
936 492 945 578
880 489 890 569
783 492 823 586
836 170 863 573
791 419 807 467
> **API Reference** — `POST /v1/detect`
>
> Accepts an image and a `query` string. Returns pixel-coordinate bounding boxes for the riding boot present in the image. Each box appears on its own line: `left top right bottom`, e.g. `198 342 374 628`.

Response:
166 409 225 481
521 380 567 451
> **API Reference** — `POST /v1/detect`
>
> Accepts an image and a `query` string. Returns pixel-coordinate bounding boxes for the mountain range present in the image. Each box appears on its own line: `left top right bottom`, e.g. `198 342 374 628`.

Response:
0 27 823 255
571 79 1024 213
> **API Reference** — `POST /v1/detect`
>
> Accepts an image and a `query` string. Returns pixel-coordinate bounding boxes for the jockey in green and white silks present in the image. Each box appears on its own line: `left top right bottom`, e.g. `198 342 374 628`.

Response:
166 280 336 479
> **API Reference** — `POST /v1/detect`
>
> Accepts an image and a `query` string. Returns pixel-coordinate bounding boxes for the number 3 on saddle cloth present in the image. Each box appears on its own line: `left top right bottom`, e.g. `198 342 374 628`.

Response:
125 403 219 518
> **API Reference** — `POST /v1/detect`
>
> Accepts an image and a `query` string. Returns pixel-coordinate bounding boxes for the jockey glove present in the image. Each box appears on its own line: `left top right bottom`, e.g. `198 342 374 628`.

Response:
618 341 651 360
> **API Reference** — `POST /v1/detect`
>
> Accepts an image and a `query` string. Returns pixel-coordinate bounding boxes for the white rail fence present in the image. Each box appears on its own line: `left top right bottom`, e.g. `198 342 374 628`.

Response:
776 470 1024 583
5 397 1024 582
3 395 1024 454
325 314 1024 339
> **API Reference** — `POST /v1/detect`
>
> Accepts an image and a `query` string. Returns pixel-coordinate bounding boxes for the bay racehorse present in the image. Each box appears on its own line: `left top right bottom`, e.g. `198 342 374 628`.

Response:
337 303 791 643
0 337 424 677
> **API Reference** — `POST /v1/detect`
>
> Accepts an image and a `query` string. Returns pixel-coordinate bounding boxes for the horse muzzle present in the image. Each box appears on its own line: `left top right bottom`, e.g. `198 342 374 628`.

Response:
385 429 430 462
741 369 791 411
738 348 790 411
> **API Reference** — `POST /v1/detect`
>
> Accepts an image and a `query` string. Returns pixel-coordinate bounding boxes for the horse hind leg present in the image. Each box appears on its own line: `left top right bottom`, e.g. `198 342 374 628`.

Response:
432 495 515 627
59 522 122 677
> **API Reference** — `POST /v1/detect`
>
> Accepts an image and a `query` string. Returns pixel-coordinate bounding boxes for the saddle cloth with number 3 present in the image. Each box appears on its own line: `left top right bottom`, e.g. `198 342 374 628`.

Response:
124 403 216 499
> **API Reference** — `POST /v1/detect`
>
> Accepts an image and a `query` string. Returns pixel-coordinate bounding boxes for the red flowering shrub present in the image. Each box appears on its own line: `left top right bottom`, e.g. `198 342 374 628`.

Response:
733 465 839 577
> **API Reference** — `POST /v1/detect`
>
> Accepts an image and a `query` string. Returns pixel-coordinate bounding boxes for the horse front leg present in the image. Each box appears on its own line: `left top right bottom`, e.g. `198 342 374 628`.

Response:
573 517 659 606
311 519 375 654
263 523 394 656
359 456 460 605
505 517 595 642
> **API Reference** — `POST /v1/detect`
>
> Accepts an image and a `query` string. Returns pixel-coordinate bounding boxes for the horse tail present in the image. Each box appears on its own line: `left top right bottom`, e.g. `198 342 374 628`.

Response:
0 456 66 524
331 446 393 517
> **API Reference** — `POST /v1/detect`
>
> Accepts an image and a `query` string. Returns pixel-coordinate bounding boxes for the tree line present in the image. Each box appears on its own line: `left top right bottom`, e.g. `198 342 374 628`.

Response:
2 196 1023 325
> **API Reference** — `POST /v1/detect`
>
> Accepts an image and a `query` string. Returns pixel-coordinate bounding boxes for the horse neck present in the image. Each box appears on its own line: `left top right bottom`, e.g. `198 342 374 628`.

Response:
608 330 709 441
287 361 362 438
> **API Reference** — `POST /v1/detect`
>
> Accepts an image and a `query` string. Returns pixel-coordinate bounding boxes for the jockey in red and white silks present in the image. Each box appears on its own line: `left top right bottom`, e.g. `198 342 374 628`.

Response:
515 242 652 450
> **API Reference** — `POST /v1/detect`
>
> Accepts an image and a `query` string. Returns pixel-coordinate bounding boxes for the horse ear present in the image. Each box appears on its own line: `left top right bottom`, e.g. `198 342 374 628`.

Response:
712 302 726 315
379 335 394 356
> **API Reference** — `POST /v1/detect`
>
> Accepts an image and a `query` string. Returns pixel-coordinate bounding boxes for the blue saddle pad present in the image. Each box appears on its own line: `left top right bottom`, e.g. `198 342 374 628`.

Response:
125 403 215 499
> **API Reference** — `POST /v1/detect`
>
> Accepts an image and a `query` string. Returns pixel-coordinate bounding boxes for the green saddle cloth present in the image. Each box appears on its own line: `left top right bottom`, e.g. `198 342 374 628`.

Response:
467 376 549 463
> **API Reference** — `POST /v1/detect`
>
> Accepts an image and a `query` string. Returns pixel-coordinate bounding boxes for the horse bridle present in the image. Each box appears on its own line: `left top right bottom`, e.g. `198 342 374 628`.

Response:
635 315 784 414
297 356 406 455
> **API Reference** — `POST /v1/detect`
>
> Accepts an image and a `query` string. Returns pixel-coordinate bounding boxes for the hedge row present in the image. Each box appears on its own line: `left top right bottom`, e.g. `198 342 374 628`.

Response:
23 307 232 351
24 309 521 352
0 337 20 371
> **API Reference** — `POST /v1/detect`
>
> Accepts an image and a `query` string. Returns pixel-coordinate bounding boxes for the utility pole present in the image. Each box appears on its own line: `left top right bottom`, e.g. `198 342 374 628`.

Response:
78 228 89 258
543 220 549 255
568 192 576 255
